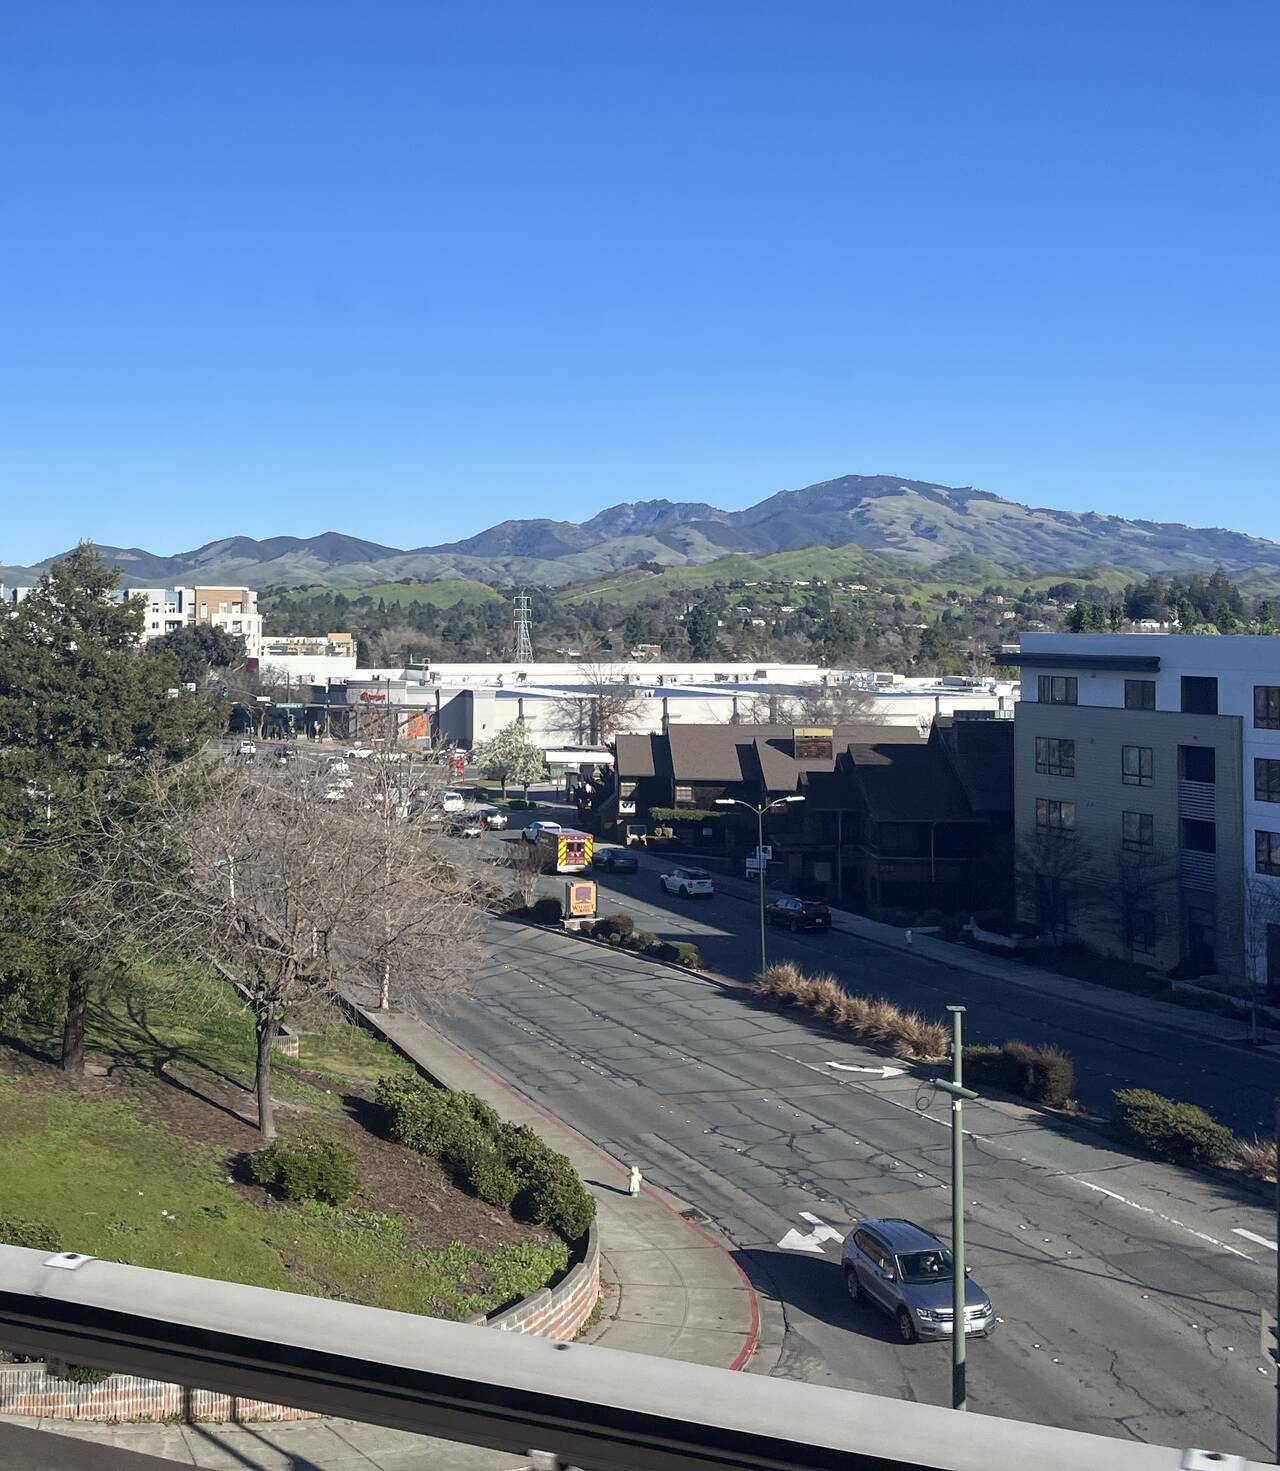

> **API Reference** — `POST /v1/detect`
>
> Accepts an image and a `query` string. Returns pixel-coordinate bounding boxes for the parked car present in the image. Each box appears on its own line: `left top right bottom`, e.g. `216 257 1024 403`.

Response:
346 747 374 761
321 786 347 802
441 789 467 814
326 758 350 776
523 820 562 842
841 1218 994 1344
660 866 714 898
479 806 508 830
235 740 256 758
451 816 485 838
594 847 638 874
766 896 831 932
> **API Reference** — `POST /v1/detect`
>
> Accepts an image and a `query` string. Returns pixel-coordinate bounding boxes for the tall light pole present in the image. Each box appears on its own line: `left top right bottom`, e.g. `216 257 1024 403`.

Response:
935 1005 978 1411
714 794 805 974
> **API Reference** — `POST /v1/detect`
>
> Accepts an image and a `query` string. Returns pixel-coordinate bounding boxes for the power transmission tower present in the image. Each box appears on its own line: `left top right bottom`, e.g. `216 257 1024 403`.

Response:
513 592 534 664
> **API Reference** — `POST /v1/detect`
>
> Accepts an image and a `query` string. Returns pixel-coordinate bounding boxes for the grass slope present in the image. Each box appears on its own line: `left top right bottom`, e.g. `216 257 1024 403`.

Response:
0 971 565 1319
331 578 504 608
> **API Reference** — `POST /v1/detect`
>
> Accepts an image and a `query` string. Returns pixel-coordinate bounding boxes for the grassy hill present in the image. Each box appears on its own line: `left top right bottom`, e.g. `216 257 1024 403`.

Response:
331 578 504 608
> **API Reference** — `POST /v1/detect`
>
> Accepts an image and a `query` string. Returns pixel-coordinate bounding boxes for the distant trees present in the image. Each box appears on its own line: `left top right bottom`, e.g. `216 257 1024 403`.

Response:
147 622 244 684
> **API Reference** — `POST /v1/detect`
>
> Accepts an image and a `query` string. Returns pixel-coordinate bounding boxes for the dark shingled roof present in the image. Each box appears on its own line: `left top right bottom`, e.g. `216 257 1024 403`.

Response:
934 718 1014 815
614 732 659 778
843 741 978 824
657 722 923 789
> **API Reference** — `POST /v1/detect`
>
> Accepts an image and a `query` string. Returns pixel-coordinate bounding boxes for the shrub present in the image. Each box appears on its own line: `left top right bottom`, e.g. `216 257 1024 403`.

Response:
0 1218 62 1252
250 1132 360 1205
486 1240 571 1306
632 930 658 951
467 1151 521 1209
607 932 621 945
669 941 702 969
1004 1041 1076 1109
1113 1088 1237 1166
529 896 563 924
522 1153 596 1240
64 1365 111 1385
602 911 634 936
1236 1136 1278 1182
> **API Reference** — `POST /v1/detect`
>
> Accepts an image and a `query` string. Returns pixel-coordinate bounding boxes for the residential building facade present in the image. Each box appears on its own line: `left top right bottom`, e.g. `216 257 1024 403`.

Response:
1013 632 1280 994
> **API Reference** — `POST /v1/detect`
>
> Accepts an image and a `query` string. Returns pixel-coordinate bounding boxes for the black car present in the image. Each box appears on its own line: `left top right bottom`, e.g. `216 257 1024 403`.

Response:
593 846 639 874
765 895 831 932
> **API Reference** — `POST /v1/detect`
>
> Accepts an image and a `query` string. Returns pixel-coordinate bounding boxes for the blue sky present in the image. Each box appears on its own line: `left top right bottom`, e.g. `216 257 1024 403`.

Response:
2 1 1277 561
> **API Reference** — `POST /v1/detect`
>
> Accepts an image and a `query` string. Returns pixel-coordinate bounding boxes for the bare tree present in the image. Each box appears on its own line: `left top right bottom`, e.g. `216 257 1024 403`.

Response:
1015 830 1095 945
555 661 648 744
791 680 881 726
1087 848 1178 965
1241 875 1280 1040
506 839 546 911
100 759 475 1139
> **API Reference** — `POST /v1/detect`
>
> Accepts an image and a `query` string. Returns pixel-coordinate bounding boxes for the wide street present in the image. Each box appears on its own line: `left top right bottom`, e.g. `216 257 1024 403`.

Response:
420 802 1280 1460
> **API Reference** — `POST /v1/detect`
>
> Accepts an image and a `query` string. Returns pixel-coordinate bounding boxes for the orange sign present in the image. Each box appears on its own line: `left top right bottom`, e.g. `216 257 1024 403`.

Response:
565 879 597 918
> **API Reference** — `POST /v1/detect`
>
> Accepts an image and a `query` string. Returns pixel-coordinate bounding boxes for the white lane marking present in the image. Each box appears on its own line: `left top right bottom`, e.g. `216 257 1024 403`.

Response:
779 1213 844 1252
778 1227 828 1254
827 1062 906 1078
1234 1228 1278 1251
799 1211 844 1242
1071 1177 1254 1260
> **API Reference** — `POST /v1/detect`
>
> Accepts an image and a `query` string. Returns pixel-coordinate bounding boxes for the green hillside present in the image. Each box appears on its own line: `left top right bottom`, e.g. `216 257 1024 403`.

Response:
331 578 503 608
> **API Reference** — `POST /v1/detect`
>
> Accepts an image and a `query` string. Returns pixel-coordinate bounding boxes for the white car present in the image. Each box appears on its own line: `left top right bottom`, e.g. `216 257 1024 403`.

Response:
235 740 257 758
523 820 562 843
346 747 374 761
326 758 350 776
321 786 347 802
441 790 467 813
660 866 715 898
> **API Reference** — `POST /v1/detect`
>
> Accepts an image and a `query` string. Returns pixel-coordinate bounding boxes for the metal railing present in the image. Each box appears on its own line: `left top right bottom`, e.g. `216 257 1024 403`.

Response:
0 1247 1261 1471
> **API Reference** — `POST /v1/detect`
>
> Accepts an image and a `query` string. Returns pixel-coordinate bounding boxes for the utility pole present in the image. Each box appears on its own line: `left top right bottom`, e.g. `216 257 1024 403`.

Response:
936 1005 978 1411
514 593 534 665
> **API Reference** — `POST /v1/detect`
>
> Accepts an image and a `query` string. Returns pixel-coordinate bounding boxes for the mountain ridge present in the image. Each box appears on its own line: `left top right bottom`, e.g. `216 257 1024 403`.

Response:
5 474 1280 590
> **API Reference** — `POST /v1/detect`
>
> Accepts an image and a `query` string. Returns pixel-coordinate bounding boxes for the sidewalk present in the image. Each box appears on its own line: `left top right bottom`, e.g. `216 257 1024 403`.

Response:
360 1005 759 1370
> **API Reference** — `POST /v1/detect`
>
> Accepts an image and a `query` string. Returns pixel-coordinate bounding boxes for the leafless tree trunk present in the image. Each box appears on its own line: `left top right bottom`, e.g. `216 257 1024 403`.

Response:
60 962 89 1077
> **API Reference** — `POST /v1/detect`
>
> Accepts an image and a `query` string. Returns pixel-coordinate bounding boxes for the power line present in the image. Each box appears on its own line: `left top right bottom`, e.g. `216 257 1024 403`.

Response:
513 592 533 664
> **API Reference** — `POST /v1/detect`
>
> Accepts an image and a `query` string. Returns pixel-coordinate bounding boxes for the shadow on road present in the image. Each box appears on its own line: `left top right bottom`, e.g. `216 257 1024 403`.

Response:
733 1245 905 1344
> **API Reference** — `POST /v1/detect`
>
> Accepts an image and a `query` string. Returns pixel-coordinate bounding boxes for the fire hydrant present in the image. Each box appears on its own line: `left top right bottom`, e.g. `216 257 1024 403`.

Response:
628 1165 643 1196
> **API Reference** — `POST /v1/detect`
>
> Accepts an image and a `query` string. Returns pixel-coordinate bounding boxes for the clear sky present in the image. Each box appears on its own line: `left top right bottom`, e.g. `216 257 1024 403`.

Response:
2 1 1277 561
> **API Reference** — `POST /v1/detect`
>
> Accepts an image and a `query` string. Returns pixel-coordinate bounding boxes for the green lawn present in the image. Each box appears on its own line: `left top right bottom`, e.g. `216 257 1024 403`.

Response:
0 970 564 1320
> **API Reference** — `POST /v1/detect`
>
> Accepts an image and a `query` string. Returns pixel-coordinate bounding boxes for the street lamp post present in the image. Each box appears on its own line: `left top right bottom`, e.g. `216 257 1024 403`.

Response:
714 794 805 975
935 1005 978 1412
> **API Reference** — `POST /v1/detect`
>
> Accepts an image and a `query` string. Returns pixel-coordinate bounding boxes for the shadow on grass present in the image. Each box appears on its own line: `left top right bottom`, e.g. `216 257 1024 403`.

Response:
85 992 258 1128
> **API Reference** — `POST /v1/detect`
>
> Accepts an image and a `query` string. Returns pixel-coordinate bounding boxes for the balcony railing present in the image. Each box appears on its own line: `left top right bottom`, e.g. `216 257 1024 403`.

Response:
1179 850 1216 892
1178 779 1216 821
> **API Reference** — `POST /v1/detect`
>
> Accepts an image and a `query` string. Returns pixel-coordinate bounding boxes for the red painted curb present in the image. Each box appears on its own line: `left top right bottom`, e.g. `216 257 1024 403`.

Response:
425 1025 761 1372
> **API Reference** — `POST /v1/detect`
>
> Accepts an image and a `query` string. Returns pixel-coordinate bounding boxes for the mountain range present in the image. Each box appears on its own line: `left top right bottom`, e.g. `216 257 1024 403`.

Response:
6 474 1280 591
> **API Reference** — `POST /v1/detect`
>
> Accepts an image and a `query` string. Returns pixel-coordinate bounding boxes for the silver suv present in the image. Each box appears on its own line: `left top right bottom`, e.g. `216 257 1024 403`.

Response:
841 1218 994 1343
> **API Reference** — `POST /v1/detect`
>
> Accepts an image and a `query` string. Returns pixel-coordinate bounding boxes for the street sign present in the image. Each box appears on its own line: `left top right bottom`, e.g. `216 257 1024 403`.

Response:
564 879 597 919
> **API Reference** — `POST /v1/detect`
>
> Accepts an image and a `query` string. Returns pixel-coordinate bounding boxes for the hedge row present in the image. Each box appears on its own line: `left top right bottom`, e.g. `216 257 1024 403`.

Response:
1112 1089 1240 1167
756 962 949 1061
962 1042 1076 1110
590 912 702 968
375 1075 596 1240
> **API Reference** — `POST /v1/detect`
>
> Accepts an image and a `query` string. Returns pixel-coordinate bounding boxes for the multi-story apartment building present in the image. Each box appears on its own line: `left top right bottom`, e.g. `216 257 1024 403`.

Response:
1014 632 1280 996
1 581 261 658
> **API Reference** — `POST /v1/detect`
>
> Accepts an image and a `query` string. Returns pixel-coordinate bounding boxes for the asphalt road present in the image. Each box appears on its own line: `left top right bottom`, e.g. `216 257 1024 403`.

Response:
476 802 1280 1138
437 909 1277 1458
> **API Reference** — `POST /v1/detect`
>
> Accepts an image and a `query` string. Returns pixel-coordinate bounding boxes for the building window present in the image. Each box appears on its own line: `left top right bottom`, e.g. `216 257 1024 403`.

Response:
674 784 693 803
1034 737 1075 777
1122 811 1154 852
1124 679 1156 710
1181 676 1218 715
1182 818 1216 854
1037 675 1077 705
1255 687 1280 730
1035 798 1075 832
1180 745 1216 783
1121 745 1153 786
1257 831 1280 877
1256 759 1280 804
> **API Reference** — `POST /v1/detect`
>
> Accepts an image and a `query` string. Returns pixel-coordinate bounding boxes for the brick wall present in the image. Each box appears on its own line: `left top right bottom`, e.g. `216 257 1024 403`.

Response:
0 1226 600 1422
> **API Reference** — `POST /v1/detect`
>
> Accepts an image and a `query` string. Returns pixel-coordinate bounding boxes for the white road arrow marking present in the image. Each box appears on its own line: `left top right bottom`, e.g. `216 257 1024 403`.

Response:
779 1213 844 1252
826 1062 906 1078
1234 1228 1278 1251
777 1227 828 1254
